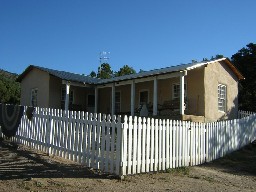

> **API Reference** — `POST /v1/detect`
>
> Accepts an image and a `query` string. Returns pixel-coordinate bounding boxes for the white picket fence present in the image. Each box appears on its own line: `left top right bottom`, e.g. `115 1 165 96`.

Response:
0 107 122 175
0 105 256 177
238 110 255 118
120 114 256 175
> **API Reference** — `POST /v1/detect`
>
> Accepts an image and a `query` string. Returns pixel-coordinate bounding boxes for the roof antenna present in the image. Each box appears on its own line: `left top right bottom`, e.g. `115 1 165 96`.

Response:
99 51 110 74
99 51 110 65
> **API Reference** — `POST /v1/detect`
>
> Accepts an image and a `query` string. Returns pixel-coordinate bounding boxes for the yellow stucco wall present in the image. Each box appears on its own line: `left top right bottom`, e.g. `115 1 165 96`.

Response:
19 61 237 121
21 69 94 111
49 76 62 109
20 68 50 107
49 75 94 111
97 74 205 116
96 61 238 122
115 85 131 113
204 61 239 121
135 81 154 107
186 68 205 116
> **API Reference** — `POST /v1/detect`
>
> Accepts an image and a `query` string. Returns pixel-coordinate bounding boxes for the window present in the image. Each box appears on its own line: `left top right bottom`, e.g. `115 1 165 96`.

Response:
61 87 74 109
115 92 121 113
31 88 38 107
172 83 187 99
139 90 149 105
218 84 227 112
87 95 95 107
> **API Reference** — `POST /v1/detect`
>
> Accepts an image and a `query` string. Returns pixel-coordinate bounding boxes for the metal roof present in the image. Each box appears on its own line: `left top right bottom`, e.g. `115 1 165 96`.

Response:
17 65 100 84
17 58 244 84
99 60 204 84
99 58 241 83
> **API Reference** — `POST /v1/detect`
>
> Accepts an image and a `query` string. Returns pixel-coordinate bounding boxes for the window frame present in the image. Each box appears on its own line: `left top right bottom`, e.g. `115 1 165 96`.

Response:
218 84 227 112
30 88 38 107
172 83 187 100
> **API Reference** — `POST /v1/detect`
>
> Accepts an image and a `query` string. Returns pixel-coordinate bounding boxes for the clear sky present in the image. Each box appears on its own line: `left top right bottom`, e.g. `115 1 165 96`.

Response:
0 0 255 75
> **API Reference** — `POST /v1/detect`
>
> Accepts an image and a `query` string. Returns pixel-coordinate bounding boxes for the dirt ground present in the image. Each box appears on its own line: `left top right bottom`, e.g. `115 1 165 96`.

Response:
0 138 256 192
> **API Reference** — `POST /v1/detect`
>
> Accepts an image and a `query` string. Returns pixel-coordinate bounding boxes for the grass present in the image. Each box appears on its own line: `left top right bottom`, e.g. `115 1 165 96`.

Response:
166 166 190 176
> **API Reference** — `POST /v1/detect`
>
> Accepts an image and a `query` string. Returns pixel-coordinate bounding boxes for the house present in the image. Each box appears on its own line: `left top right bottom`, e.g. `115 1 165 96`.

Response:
17 58 244 122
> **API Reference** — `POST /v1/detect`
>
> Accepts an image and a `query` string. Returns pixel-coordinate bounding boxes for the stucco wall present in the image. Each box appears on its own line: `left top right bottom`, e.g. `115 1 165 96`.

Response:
49 76 62 109
93 61 239 121
59 83 92 111
186 68 205 116
85 88 95 112
98 87 111 114
156 70 205 117
115 85 131 113
71 86 86 109
204 61 239 121
158 77 178 104
20 68 50 107
135 81 154 107
97 73 204 116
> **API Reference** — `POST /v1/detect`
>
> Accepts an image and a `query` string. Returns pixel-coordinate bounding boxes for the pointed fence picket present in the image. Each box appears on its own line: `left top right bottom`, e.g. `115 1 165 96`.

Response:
0 104 256 177
0 106 122 176
120 113 256 175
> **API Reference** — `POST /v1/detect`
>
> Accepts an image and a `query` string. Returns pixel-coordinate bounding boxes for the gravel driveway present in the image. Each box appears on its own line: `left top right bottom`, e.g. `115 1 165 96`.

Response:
0 138 256 192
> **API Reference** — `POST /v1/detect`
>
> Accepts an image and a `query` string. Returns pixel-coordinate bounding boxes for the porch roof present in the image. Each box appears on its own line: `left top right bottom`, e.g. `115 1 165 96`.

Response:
17 58 244 85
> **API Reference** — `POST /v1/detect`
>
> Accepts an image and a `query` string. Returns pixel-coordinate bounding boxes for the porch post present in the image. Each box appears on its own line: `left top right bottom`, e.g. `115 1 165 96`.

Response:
94 87 98 113
64 82 70 111
111 83 115 115
180 73 185 115
131 80 135 116
153 76 158 116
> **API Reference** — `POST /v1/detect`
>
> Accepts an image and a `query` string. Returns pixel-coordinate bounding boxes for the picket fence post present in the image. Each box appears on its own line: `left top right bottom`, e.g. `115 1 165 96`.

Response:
46 108 53 155
2 104 256 177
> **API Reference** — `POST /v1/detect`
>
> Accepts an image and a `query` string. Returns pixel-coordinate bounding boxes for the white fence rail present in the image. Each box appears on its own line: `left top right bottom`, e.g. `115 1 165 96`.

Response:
0 106 256 177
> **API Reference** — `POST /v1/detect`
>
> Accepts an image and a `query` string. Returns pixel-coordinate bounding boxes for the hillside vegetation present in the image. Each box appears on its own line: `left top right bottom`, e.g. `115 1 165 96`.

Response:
0 69 20 104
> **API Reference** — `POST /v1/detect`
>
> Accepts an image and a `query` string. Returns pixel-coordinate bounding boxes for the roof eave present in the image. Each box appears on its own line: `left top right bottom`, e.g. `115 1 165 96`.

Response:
16 65 34 82
223 58 245 80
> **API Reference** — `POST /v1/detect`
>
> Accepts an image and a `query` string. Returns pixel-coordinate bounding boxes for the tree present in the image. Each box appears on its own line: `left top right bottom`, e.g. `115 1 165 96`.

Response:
115 65 136 77
89 71 96 78
202 54 224 62
97 63 113 79
231 43 256 111
211 54 224 60
0 70 20 104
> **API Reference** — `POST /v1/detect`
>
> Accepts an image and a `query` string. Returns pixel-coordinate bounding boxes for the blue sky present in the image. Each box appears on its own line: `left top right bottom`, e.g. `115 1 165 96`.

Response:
0 0 255 75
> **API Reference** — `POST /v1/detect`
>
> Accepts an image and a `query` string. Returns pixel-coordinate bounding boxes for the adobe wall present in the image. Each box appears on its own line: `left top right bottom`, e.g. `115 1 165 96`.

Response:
204 60 239 121
49 76 62 109
20 68 50 107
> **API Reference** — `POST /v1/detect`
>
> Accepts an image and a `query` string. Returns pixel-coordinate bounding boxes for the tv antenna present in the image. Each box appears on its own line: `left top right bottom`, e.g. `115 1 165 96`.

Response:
99 51 110 64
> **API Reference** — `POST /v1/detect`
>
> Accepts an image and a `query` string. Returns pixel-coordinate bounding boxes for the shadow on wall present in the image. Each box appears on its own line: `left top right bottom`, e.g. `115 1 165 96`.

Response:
206 93 256 176
217 94 239 121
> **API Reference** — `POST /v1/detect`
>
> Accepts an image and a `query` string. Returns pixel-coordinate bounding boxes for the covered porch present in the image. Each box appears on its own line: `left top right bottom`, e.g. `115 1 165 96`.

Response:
60 80 95 113
61 68 206 121
95 70 188 119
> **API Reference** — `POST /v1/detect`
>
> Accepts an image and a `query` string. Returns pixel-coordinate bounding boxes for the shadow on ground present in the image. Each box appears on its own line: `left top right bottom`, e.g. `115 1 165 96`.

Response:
1 137 256 181
201 141 256 177
0 138 115 180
